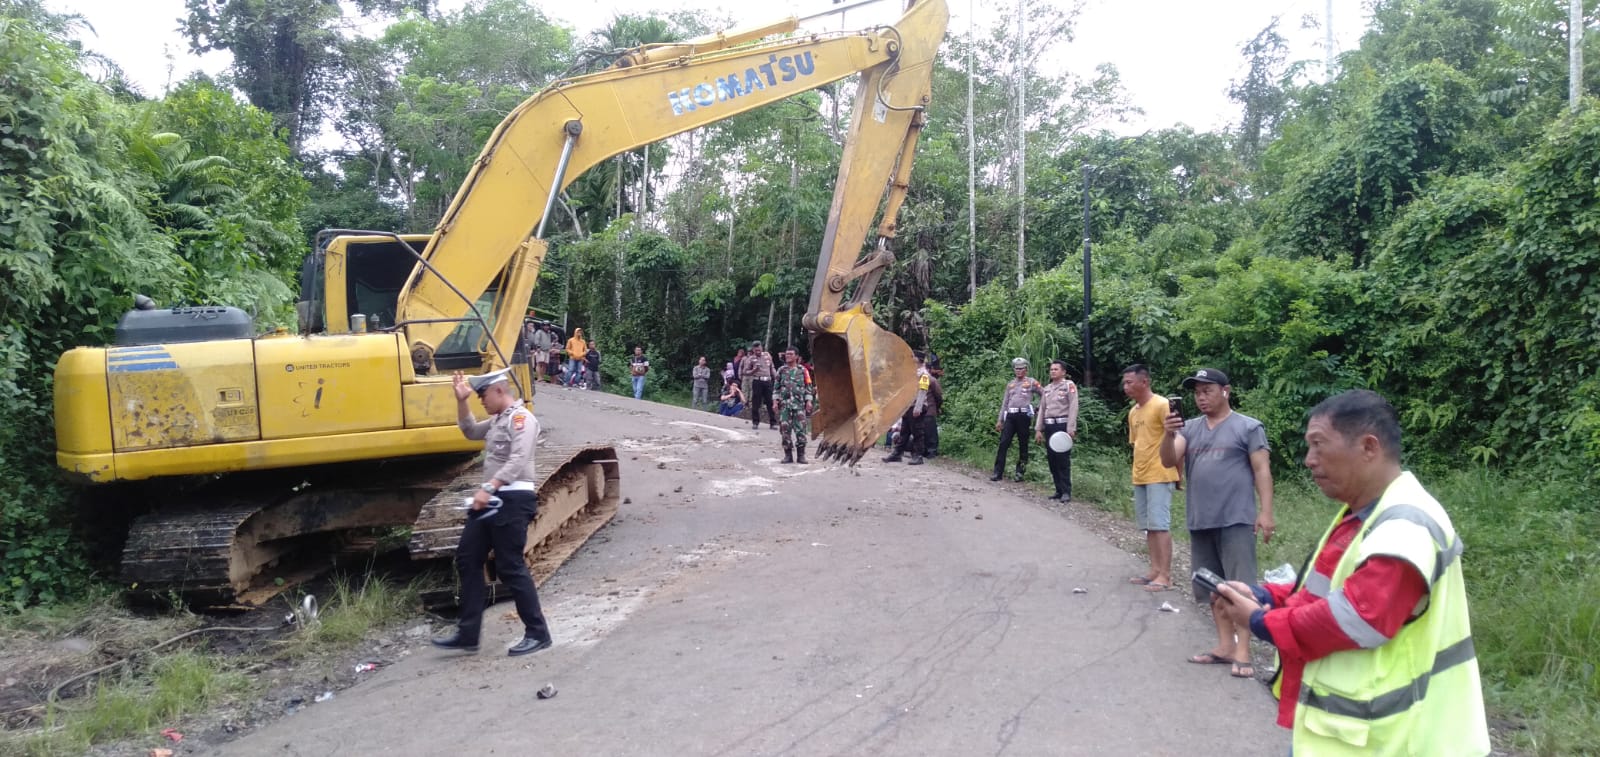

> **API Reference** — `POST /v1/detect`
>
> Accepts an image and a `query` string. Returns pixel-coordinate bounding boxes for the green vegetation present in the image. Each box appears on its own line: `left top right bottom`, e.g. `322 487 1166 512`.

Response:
1 573 424 754
16 651 251 756
286 573 421 651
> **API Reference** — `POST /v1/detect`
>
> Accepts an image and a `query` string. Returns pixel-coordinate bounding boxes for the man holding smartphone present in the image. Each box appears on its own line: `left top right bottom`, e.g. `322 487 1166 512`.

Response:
1160 367 1275 679
1214 391 1487 754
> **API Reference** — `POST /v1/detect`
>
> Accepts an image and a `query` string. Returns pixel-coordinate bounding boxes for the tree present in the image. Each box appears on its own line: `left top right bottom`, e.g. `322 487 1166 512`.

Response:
1228 17 1295 168
182 0 435 154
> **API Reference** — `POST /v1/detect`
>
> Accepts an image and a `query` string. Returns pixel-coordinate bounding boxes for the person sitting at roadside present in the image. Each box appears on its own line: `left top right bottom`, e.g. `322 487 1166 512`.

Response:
719 378 746 417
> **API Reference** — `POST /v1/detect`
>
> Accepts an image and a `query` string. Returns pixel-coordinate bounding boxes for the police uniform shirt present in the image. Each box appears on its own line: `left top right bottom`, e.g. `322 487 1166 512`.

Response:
997 377 1043 421
459 400 539 489
741 352 775 380
1034 379 1079 435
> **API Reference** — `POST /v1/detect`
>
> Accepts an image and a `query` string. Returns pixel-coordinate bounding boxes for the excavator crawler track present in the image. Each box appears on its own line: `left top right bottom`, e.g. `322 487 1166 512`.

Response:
119 445 618 610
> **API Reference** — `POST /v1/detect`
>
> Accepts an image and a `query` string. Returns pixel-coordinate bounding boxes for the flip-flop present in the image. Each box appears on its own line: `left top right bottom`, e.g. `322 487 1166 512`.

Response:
1127 576 1154 585
1142 582 1173 592
1231 662 1256 679
1187 652 1234 665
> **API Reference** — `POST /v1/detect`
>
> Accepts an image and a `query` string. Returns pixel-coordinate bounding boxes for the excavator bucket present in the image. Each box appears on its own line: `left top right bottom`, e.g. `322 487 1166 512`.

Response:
809 307 919 464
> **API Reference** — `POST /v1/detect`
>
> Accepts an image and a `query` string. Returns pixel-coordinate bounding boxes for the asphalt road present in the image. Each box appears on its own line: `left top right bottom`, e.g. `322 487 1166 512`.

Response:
215 385 1289 756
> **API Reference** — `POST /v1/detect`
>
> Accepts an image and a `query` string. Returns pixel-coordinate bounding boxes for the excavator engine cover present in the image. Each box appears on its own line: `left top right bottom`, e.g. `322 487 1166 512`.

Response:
115 306 254 346
809 308 918 464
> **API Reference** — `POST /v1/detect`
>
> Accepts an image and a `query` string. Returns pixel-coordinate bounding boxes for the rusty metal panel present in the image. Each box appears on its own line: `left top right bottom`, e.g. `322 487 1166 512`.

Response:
108 341 259 452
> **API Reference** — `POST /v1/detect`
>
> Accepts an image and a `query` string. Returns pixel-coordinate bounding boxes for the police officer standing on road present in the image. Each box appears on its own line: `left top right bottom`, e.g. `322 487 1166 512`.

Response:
741 341 778 431
1034 360 1079 500
993 357 1044 482
433 368 554 657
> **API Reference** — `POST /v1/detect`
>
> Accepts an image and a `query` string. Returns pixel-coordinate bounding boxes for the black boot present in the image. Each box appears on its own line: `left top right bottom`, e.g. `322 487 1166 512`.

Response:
907 455 924 465
989 471 1003 481
782 450 794 464
883 453 902 463
1013 469 1025 482
796 448 807 464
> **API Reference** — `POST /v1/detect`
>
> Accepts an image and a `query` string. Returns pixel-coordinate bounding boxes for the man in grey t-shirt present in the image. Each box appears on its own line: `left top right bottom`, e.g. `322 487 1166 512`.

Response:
1160 367 1276 679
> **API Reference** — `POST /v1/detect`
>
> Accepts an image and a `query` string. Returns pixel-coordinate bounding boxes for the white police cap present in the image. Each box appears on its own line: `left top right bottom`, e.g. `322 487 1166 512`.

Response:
467 367 513 393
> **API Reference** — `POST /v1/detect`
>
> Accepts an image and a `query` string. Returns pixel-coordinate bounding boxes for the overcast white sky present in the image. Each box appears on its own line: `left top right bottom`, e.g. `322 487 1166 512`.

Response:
51 0 1370 135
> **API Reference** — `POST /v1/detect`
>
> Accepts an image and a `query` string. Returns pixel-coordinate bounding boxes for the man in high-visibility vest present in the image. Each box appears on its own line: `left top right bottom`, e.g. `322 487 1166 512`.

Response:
1215 390 1488 756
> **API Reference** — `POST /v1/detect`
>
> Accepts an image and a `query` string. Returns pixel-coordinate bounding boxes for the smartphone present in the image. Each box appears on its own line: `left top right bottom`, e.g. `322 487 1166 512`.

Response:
1166 394 1184 418
1192 567 1226 596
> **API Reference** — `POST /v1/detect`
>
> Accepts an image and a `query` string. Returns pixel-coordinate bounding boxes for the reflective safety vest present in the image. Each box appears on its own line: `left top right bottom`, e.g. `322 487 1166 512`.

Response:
1271 472 1489 756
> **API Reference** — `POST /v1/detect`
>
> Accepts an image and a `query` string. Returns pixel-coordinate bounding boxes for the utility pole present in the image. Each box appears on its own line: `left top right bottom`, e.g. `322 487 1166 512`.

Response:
1081 163 1093 387
1325 0 1335 80
1014 0 1026 287
1572 0 1584 112
967 0 977 300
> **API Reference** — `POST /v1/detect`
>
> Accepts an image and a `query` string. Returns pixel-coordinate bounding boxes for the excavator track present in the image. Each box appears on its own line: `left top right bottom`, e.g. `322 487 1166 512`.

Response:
119 444 618 609
411 444 620 607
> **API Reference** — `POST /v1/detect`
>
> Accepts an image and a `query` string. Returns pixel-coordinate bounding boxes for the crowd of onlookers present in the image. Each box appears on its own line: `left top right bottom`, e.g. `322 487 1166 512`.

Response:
517 321 812 422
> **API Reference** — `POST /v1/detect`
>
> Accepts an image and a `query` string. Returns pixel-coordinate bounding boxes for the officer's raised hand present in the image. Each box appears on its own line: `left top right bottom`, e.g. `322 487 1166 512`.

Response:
452 371 473 402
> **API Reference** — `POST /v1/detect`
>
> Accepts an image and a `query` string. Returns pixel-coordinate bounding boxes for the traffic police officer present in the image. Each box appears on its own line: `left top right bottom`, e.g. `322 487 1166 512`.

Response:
1034 359 1079 500
433 367 554 656
741 341 777 430
993 357 1043 482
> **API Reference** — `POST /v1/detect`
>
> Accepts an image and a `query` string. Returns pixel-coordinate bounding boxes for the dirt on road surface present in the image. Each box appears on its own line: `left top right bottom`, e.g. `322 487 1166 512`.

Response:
213 386 1289 756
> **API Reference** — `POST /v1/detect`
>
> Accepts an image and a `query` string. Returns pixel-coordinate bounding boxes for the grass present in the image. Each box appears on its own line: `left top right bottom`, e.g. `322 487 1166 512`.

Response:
938 430 1600 755
1 572 426 755
11 650 250 756
277 572 423 655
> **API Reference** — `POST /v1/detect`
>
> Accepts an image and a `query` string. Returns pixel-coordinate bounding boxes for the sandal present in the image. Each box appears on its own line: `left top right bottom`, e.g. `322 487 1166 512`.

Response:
1231 662 1256 678
1128 576 1154 585
1142 582 1173 592
1187 652 1234 665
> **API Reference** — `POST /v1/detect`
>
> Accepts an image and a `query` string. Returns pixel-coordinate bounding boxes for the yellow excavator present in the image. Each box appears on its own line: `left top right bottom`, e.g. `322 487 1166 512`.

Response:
52 0 948 606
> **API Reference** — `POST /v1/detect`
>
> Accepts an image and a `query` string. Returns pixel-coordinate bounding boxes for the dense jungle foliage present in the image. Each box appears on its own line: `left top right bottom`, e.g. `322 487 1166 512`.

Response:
2 0 1598 748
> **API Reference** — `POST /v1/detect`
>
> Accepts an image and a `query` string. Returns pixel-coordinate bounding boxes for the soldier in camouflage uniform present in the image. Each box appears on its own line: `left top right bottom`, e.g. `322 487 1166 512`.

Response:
774 347 813 464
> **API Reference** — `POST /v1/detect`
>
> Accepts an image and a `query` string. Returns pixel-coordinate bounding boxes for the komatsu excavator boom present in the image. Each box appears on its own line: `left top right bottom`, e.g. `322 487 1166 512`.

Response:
53 0 948 606
397 0 946 458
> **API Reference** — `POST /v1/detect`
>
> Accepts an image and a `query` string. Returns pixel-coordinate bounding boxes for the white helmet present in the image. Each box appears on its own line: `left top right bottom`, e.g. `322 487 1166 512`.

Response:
1011 357 1029 370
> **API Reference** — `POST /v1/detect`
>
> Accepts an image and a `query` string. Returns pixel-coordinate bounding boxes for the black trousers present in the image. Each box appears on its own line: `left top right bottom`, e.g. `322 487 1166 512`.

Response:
994 411 1032 475
926 419 940 456
1041 420 1073 498
749 379 774 427
455 490 550 644
894 411 934 457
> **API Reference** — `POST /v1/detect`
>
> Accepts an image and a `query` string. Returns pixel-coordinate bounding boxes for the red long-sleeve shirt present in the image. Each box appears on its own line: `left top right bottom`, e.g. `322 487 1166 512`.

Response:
1258 506 1430 729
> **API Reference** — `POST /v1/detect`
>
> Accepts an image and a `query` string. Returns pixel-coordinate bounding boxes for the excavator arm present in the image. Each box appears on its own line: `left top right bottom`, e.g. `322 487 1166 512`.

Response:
398 0 948 460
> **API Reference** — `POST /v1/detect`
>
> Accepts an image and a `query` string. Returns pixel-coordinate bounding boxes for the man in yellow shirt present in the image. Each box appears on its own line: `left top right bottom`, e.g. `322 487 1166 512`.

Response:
1122 364 1181 591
